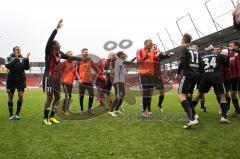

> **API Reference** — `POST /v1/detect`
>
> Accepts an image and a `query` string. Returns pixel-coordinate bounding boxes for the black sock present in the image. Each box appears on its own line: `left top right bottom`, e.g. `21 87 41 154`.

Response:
232 98 240 113
220 101 228 118
44 108 50 119
80 96 84 111
146 97 152 112
142 97 148 112
226 97 231 111
181 100 194 121
62 99 67 111
200 98 205 108
88 97 94 110
187 97 196 116
158 95 164 108
49 110 55 118
8 101 13 116
16 100 23 115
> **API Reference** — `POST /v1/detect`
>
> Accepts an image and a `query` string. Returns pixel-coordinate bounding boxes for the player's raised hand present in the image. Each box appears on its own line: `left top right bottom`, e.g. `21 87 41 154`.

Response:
57 19 63 29
25 53 30 59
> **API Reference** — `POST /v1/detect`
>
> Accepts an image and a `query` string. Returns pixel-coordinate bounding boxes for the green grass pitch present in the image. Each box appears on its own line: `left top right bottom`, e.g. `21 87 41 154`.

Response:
0 89 240 159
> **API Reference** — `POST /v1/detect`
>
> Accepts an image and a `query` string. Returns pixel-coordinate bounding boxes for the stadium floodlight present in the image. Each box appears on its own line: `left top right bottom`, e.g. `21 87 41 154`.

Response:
176 13 203 39
157 28 179 51
165 28 177 48
157 32 167 52
205 0 236 32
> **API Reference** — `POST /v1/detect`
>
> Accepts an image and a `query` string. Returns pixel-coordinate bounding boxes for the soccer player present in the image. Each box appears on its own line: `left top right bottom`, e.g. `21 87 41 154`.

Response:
216 47 231 114
108 51 129 117
175 33 201 128
60 51 77 116
76 48 104 115
228 41 240 117
96 59 106 107
191 44 206 112
136 39 157 118
104 53 115 111
5 46 30 120
152 44 174 113
43 20 82 125
191 45 230 123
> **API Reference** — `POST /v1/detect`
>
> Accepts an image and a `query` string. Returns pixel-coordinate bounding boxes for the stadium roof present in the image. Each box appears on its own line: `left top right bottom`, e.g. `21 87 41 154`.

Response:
161 25 240 63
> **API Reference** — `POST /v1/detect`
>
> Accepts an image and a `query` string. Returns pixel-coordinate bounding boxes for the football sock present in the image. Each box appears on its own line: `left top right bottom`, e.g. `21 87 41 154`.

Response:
220 101 228 118
181 100 194 121
142 97 148 112
16 100 22 115
49 107 56 118
8 101 13 116
80 96 84 111
187 97 196 116
226 97 231 112
158 95 164 108
232 98 240 113
200 97 205 108
44 107 50 119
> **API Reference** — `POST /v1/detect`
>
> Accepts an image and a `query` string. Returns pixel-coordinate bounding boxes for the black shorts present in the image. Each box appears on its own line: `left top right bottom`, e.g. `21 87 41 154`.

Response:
154 77 164 90
6 79 26 93
224 80 230 93
113 82 125 97
230 78 240 92
199 79 226 95
43 76 61 93
178 75 199 94
79 82 94 97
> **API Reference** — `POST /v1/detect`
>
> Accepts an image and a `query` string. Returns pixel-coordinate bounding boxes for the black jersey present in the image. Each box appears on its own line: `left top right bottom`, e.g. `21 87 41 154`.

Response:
200 52 228 81
5 54 30 82
177 46 202 77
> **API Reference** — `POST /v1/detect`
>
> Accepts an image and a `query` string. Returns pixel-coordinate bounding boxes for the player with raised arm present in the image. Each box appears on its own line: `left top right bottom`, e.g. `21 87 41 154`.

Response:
43 20 82 125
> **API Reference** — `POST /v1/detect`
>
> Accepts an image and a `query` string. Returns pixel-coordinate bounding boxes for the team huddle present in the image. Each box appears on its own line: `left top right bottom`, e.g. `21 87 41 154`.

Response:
4 20 240 129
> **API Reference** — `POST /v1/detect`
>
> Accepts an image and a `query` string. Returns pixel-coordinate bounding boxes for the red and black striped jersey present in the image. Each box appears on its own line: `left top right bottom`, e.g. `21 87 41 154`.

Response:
229 50 240 79
44 29 69 78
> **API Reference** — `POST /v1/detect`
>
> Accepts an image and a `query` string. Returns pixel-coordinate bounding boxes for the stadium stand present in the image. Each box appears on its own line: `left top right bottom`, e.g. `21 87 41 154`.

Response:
25 74 42 87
